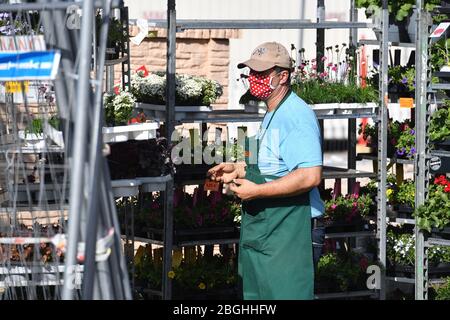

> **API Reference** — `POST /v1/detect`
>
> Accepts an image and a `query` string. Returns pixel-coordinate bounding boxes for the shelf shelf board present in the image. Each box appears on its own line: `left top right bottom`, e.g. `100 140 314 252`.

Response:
122 235 239 248
324 230 375 239
393 218 416 225
386 276 415 284
322 166 377 179
357 153 414 165
430 150 450 158
358 39 415 48
105 55 129 66
426 238 450 247
130 19 376 30
315 290 378 300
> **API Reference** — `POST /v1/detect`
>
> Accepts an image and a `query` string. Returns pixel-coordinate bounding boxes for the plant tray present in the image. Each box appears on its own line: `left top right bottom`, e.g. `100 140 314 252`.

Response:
103 122 159 143
145 226 239 243
309 103 377 116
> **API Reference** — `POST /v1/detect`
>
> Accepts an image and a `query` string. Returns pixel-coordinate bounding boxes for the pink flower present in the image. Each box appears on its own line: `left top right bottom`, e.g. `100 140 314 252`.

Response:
327 63 333 68
321 56 327 62
312 64 317 70
331 65 338 72
331 204 337 210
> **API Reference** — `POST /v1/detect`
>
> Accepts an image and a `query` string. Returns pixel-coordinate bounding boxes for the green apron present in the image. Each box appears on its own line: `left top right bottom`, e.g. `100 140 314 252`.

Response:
238 93 314 300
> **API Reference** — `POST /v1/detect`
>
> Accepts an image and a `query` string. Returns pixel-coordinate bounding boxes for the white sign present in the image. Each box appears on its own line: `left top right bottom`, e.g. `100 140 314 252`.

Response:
430 22 450 38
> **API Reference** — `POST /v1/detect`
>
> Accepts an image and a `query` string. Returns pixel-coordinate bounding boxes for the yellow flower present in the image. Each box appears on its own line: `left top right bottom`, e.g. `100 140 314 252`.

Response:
386 189 393 198
168 271 175 279
198 282 206 290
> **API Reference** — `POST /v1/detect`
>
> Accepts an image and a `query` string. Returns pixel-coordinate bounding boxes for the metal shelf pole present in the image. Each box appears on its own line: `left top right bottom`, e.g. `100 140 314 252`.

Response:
415 0 431 300
376 0 389 300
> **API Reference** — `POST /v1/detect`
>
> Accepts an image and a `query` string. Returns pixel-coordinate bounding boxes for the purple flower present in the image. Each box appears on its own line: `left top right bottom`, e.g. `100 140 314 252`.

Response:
401 77 408 84
410 147 416 154
410 129 415 135
397 148 405 156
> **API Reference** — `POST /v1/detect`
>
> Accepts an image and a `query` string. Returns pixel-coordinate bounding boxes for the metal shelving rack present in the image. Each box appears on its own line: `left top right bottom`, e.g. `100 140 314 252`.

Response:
414 0 450 300
139 0 390 300
0 0 131 300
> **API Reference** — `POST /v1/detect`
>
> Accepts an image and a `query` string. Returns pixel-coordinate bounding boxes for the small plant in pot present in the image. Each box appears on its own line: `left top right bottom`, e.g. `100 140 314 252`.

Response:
429 102 450 151
96 12 126 60
356 0 441 43
393 180 415 217
413 175 450 233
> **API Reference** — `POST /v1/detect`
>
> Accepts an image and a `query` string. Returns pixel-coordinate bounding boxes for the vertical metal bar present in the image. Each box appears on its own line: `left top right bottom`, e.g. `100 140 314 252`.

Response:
162 0 176 301
122 6 131 91
166 0 176 138
376 0 389 300
163 179 174 300
316 0 325 73
347 0 358 192
415 0 428 300
83 0 113 299
62 0 95 300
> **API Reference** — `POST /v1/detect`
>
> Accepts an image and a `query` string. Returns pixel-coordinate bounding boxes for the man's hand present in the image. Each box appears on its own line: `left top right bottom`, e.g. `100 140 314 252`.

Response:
229 178 261 201
207 163 245 183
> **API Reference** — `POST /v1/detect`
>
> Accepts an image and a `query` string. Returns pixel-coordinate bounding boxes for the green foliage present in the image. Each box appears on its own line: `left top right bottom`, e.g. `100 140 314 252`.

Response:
429 105 450 143
387 230 450 267
291 80 378 104
25 116 60 136
414 177 450 232
103 90 136 126
395 180 415 208
356 0 440 21
434 278 450 300
316 252 372 292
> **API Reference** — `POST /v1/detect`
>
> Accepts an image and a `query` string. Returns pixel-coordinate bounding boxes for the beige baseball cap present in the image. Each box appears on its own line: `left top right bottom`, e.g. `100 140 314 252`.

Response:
238 42 292 72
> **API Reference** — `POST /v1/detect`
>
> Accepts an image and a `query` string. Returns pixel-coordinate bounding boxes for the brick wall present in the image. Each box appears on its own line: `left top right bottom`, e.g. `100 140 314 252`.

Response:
114 27 241 109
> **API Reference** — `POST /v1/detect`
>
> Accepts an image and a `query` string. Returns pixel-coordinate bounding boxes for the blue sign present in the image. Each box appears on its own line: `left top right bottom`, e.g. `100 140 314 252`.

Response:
0 50 61 81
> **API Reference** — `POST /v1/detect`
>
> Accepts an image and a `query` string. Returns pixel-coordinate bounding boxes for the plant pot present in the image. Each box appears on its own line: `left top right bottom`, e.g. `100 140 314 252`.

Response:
324 219 368 234
376 12 416 43
103 122 159 143
18 130 46 148
393 204 414 219
432 139 450 152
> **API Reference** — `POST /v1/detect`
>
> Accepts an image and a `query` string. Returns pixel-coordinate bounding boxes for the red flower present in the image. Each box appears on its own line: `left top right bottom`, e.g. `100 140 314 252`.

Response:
435 175 449 186
360 257 369 271
445 185 450 193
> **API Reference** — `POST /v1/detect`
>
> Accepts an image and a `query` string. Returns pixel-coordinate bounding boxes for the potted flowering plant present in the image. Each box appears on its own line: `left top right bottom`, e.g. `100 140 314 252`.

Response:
324 182 374 232
429 103 450 151
393 180 415 217
356 0 441 43
315 251 375 293
395 126 416 159
387 229 450 277
290 44 378 110
131 71 223 107
414 175 450 233
103 89 159 143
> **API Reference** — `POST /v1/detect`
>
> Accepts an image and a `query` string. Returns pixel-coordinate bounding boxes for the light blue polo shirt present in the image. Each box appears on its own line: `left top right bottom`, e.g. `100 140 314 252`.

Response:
256 91 324 218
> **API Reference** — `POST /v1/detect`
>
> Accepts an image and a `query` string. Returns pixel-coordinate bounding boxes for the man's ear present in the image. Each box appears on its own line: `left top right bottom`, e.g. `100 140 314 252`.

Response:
280 71 289 85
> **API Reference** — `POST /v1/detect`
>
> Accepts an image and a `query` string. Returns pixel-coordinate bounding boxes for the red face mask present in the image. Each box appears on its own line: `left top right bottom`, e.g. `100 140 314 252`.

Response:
248 72 278 100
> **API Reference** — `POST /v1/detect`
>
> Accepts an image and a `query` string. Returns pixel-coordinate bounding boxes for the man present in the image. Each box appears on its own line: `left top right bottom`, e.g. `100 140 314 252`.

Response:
208 42 323 300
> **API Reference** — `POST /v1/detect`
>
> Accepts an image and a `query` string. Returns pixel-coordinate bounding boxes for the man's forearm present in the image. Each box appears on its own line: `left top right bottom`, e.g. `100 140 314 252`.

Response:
256 167 321 199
